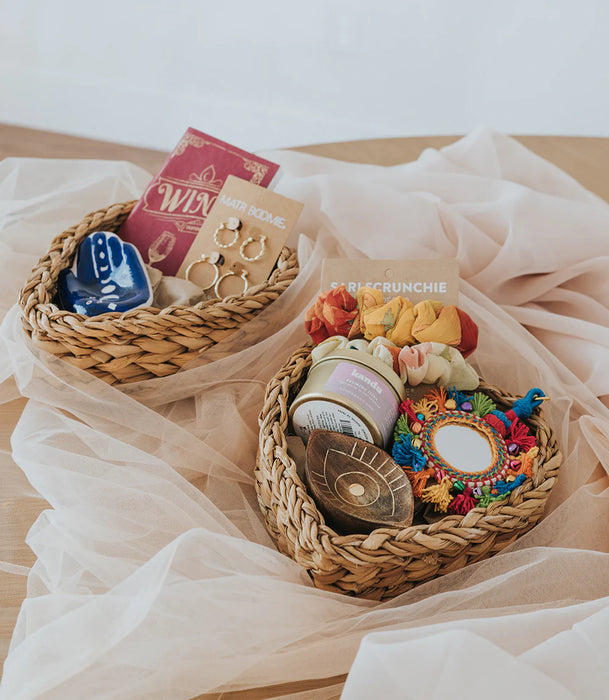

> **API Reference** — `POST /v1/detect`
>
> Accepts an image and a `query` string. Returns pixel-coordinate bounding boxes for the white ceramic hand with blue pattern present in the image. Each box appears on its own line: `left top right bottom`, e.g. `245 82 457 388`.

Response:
57 231 153 316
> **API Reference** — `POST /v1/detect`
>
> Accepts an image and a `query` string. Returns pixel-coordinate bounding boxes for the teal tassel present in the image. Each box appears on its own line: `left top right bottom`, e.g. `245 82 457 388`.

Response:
512 389 546 418
392 433 427 471
494 473 527 495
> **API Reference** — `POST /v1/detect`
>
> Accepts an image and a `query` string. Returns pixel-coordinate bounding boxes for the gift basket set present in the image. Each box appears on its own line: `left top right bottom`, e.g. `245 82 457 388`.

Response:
19 199 298 384
18 128 300 384
17 126 562 600
255 285 562 600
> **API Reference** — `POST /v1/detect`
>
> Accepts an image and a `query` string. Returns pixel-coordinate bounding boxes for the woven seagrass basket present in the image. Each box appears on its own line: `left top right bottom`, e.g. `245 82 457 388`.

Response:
19 201 299 384
255 344 562 601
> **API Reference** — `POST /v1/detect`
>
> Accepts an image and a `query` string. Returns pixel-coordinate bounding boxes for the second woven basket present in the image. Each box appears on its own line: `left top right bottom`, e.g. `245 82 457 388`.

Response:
19 200 299 384
255 344 562 601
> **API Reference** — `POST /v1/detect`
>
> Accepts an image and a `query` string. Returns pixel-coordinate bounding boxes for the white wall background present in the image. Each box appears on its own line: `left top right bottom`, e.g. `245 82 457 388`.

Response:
1 0 607 152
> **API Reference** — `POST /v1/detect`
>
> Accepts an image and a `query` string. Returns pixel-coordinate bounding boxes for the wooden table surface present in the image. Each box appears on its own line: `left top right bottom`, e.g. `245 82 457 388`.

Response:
3 123 609 201
1 123 608 698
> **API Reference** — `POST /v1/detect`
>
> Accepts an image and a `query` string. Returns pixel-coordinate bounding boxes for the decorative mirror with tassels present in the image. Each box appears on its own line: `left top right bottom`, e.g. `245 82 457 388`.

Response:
391 386 547 515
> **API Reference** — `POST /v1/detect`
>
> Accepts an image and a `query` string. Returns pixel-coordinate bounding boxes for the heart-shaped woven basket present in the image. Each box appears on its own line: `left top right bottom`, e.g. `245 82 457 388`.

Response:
255 344 562 601
19 201 299 384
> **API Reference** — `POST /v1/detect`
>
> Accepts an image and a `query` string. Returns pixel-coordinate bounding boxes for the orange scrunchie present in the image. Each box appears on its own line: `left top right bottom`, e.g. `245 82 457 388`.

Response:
304 285 358 344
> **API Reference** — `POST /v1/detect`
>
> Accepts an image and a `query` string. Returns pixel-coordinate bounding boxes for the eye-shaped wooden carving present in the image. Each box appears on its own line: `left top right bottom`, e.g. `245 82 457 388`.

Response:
305 430 414 534
420 411 509 488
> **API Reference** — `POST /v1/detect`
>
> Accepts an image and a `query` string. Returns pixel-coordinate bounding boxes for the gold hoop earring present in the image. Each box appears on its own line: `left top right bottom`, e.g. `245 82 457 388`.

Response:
185 251 224 291
213 217 242 248
239 234 267 262
214 262 249 299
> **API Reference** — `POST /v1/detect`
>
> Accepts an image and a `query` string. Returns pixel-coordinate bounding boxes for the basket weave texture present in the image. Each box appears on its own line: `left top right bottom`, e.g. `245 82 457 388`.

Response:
19 201 298 384
255 344 562 601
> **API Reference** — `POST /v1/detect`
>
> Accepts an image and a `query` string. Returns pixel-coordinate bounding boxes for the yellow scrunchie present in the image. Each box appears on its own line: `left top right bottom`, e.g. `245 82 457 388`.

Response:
348 286 384 339
361 291 462 348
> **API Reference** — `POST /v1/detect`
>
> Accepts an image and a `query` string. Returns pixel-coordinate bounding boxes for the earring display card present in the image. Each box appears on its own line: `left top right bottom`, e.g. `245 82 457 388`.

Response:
117 127 279 276
178 176 303 293
321 258 459 305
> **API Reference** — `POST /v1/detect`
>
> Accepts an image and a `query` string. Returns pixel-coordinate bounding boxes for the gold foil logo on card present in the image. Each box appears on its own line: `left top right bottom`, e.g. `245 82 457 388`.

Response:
178 176 303 293
321 259 459 305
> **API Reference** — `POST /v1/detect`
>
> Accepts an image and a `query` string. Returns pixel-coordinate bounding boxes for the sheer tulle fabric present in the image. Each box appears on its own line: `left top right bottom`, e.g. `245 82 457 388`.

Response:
1 130 609 698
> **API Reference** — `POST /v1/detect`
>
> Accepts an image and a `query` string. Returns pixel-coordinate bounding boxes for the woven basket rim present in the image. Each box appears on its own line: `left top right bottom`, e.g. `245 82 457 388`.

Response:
256 342 562 547
18 199 297 329
17 199 299 384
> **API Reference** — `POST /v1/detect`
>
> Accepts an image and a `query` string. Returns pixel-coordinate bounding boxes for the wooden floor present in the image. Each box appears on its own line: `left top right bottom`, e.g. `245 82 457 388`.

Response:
1 123 608 697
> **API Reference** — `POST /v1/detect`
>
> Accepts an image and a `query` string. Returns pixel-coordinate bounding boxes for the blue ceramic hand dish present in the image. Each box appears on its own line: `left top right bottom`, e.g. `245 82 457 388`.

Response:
57 231 153 316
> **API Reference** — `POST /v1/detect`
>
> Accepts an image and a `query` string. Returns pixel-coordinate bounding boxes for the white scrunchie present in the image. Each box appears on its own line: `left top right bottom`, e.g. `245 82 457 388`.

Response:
311 336 479 391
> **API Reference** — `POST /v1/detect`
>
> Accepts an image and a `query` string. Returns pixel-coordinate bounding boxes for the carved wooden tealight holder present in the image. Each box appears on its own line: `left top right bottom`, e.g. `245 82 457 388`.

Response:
305 430 414 534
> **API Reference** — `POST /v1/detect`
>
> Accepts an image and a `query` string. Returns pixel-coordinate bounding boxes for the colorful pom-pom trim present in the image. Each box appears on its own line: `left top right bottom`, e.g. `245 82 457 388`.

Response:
391 386 544 515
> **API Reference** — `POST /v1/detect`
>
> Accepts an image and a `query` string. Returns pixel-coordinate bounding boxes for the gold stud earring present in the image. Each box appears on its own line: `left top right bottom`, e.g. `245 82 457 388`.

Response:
185 251 224 291
213 217 242 248
214 262 249 299
239 234 267 262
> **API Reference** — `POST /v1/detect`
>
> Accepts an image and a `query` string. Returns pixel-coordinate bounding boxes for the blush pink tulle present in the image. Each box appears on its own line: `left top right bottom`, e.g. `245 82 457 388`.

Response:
1 130 609 698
